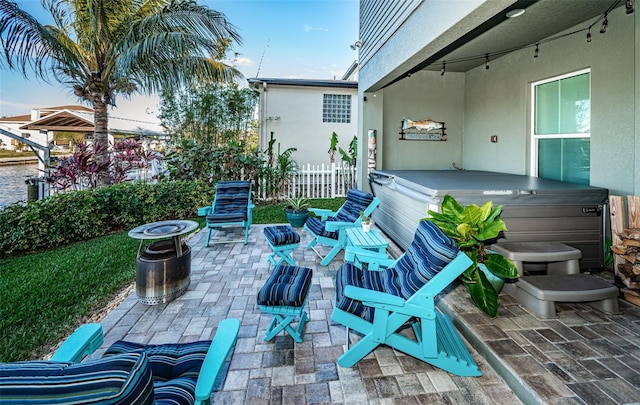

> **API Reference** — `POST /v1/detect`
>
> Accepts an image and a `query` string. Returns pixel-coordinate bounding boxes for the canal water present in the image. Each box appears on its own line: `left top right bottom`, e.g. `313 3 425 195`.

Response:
0 164 39 209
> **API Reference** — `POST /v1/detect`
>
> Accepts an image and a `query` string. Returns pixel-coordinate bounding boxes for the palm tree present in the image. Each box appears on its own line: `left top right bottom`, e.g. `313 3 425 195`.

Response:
0 0 243 184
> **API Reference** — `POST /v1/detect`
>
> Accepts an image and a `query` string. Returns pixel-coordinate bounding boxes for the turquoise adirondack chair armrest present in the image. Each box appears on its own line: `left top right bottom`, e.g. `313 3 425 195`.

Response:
344 247 396 270
50 323 103 363
324 220 359 232
344 285 405 307
194 318 241 405
198 206 213 216
308 208 336 221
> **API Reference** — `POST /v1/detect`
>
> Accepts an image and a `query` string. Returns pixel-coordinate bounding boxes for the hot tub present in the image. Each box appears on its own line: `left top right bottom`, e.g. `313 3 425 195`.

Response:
369 170 609 271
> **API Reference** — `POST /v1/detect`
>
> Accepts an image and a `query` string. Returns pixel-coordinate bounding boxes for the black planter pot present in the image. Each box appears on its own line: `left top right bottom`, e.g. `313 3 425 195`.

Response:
285 210 309 228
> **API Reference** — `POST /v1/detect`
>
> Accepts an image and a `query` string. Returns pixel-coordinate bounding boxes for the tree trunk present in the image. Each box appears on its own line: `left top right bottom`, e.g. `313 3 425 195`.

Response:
93 99 110 185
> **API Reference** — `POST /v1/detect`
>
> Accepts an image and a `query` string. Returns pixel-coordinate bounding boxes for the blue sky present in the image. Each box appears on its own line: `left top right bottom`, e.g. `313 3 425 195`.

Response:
0 0 359 120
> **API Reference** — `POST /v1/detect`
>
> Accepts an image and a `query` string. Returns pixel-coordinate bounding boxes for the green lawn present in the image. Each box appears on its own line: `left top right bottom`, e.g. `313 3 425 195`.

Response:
0 198 344 362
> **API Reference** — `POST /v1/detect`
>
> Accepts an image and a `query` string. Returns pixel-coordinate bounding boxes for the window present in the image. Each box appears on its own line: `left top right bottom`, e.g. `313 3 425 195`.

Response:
323 94 351 123
531 70 590 185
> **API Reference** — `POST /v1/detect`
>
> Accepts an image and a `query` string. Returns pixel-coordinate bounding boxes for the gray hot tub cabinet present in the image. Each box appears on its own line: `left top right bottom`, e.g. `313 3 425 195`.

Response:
369 170 608 270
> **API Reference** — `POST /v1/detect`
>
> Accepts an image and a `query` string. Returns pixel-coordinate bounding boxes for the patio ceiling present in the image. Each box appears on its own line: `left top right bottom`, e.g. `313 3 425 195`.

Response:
398 0 626 79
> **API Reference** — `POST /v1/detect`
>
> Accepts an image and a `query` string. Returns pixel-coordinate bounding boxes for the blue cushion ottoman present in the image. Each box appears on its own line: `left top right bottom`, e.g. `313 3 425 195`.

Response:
264 225 300 267
257 265 312 342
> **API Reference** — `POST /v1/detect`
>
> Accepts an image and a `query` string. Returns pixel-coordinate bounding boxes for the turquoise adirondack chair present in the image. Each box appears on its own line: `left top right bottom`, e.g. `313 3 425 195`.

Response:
0 318 240 405
304 188 380 265
199 180 254 246
331 220 482 377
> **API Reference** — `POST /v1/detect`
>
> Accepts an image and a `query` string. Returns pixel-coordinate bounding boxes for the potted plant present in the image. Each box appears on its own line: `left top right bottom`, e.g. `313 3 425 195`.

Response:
360 211 371 232
423 194 519 318
284 196 310 228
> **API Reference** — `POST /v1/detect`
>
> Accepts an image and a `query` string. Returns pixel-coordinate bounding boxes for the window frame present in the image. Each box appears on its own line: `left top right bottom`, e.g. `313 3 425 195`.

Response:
322 93 352 124
529 68 591 179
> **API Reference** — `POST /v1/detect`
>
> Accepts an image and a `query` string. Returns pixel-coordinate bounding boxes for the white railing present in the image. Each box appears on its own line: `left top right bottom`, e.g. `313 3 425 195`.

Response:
282 162 357 199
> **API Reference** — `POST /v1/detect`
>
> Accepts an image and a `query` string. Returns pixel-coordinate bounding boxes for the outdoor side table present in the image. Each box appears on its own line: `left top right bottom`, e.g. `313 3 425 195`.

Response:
128 220 198 305
345 227 388 255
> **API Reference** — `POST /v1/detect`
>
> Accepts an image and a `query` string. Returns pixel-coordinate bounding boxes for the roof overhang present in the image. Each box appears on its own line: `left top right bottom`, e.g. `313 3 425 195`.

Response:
19 109 93 132
379 0 627 90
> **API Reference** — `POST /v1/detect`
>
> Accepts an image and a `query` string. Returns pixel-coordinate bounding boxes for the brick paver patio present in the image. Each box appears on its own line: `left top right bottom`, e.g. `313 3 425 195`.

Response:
88 224 640 404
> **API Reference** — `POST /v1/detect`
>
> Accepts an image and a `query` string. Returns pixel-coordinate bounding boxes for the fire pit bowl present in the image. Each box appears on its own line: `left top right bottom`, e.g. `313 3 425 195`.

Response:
128 220 198 305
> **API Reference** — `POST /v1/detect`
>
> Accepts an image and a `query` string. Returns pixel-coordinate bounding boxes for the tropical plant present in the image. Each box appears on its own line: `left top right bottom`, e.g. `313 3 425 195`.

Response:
339 135 358 166
424 194 520 318
262 132 298 199
328 131 339 163
285 196 310 213
0 0 243 184
159 82 259 145
359 210 371 224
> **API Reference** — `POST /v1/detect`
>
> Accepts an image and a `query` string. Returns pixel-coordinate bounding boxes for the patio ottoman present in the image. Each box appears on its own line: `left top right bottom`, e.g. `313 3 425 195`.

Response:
264 225 300 267
257 264 312 343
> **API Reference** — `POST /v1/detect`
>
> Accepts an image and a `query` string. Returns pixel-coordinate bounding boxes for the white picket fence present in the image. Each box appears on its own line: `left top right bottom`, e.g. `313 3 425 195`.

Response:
282 162 357 199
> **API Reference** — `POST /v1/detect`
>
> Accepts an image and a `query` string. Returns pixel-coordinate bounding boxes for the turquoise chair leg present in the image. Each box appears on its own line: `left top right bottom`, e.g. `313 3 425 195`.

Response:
267 242 298 267
320 244 343 266
260 305 309 343
205 227 213 247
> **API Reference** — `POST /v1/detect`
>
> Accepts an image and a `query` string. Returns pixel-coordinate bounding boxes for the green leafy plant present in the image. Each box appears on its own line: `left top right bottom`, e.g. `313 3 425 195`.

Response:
359 210 371 224
328 131 339 163
424 194 519 318
285 196 310 213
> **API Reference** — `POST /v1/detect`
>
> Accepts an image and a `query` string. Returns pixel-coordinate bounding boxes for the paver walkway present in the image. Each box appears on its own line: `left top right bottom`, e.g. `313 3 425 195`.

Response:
90 224 640 404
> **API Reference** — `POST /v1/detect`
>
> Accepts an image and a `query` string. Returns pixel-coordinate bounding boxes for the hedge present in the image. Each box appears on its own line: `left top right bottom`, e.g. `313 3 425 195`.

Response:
0 180 215 258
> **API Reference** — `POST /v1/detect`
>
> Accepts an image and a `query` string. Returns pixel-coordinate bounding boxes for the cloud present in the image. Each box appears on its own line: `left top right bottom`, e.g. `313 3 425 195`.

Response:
233 56 254 67
303 24 329 32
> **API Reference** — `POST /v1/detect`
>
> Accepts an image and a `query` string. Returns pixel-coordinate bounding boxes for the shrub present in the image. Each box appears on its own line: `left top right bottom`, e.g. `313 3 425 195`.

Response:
0 180 215 258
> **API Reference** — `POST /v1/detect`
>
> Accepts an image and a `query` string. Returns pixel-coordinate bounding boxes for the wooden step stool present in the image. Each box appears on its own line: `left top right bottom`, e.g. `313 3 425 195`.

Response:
257 265 312 342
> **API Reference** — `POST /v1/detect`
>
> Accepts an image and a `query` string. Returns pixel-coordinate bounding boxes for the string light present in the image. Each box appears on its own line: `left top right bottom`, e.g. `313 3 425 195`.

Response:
600 13 608 33
386 0 626 87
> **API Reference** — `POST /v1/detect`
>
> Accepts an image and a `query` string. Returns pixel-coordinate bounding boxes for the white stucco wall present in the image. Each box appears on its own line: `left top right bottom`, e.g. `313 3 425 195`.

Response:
258 84 358 166
380 70 465 170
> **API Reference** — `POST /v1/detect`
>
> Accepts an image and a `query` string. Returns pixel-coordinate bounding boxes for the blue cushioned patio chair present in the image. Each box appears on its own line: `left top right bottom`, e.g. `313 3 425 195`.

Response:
0 318 240 405
199 180 254 246
304 189 380 265
331 220 482 377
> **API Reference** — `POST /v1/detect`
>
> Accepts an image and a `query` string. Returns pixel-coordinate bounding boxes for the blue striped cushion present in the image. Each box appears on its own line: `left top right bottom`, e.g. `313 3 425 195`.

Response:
104 340 213 405
0 352 154 404
206 181 250 224
306 189 375 240
305 216 337 240
334 189 374 223
257 265 313 307
335 221 459 321
264 226 300 246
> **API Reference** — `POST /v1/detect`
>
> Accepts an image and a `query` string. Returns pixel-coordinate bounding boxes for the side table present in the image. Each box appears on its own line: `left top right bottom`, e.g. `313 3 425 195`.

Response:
344 227 388 255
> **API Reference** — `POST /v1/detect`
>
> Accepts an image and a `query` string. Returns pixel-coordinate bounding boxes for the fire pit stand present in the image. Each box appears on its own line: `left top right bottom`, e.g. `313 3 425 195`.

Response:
128 220 198 305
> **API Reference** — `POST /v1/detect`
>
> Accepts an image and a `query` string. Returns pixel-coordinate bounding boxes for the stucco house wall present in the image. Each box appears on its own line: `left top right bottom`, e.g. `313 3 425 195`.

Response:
251 79 358 166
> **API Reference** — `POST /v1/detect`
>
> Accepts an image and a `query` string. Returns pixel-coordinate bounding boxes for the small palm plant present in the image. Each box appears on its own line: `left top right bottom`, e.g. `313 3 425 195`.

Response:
424 194 519 318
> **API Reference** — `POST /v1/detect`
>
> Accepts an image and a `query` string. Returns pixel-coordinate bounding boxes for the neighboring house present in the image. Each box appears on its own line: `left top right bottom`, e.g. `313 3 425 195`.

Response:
355 0 639 197
249 78 358 166
1 105 165 152
0 105 165 199
0 105 94 151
